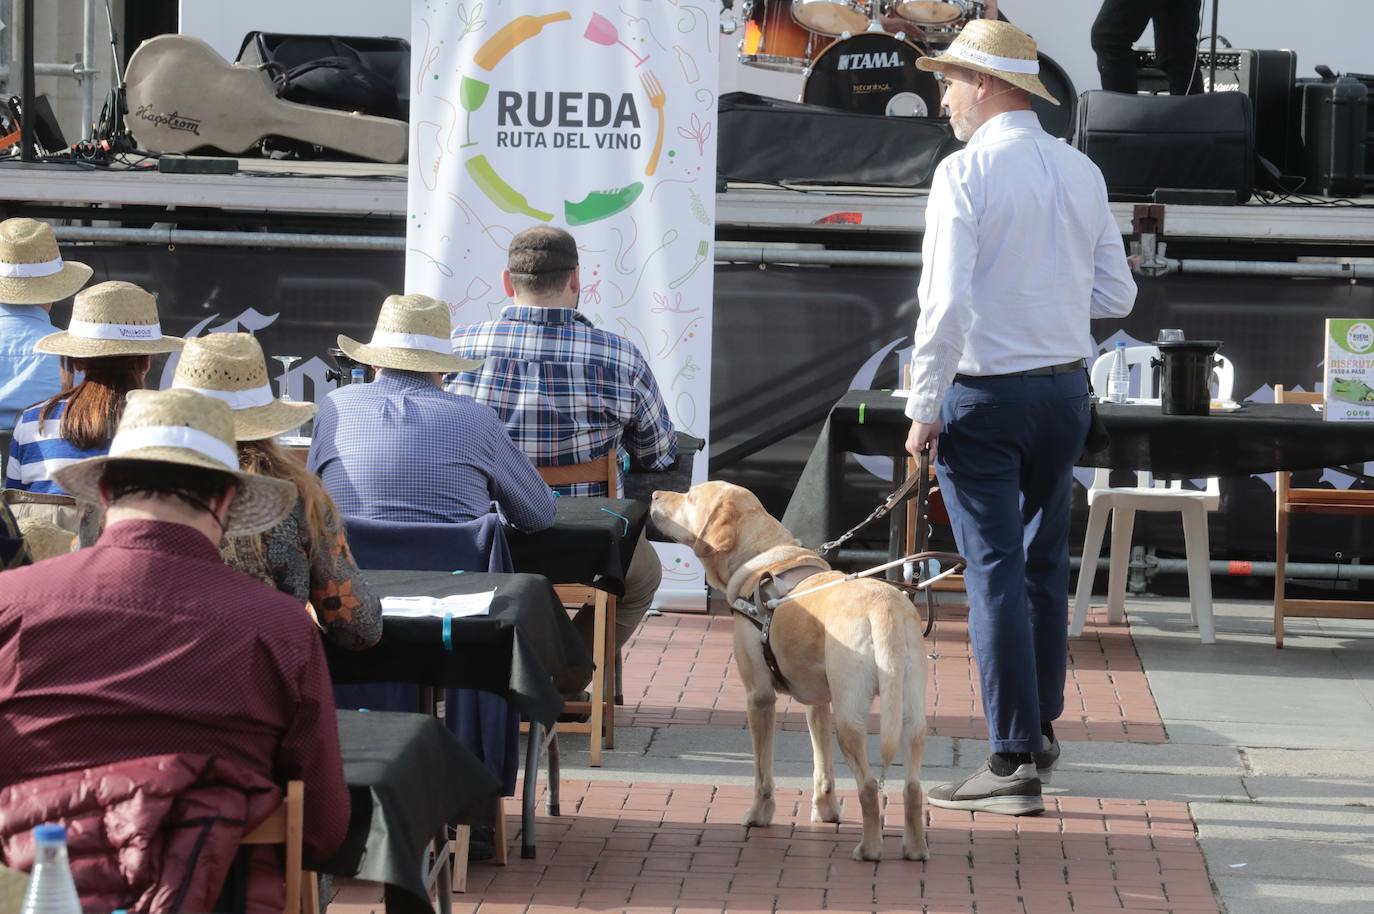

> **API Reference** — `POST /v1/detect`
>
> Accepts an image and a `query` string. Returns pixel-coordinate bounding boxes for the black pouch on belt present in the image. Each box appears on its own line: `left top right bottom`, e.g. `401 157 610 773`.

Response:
1084 370 1111 453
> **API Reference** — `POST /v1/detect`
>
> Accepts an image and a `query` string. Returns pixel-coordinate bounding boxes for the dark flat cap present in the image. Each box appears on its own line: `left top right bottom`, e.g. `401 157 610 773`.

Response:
507 226 579 275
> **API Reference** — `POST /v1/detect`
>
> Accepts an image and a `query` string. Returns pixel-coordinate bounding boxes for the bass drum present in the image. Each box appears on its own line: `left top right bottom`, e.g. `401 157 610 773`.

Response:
1031 52 1077 140
802 34 942 118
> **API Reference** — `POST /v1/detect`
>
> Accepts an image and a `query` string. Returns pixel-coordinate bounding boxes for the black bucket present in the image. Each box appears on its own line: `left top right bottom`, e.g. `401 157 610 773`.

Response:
1153 340 1222 416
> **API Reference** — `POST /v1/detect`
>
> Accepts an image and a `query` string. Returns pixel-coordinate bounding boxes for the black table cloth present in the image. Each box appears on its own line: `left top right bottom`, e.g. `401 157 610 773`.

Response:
324 710 500 914
324 571 593 727
506 497 648 595
783 388 1374 548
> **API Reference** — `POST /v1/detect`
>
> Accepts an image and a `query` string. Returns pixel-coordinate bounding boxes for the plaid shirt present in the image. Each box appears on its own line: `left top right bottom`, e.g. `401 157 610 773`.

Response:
448 306 677 497
0 498 27 570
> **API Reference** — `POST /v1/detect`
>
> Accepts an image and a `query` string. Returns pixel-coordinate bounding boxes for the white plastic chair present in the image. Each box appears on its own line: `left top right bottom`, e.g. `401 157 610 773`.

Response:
1069 345 1234 644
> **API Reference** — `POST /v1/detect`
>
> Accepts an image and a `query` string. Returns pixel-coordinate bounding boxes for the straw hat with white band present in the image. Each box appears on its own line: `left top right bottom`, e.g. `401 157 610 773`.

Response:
53 388 296 537
337 294 482 374
916 19 1061 106
173 333 317 441
35 280 184 358
0 217 93 305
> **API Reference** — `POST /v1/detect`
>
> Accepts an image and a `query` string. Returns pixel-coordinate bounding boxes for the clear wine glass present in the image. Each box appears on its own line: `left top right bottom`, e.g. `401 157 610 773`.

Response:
273 355 303 439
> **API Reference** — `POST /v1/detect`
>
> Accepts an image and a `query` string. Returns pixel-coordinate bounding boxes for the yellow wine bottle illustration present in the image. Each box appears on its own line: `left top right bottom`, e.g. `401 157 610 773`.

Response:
467 155 553 222
474 12 573 71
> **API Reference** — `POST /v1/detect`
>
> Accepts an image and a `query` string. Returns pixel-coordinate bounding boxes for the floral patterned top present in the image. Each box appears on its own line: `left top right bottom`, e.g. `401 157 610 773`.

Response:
221 499 382 651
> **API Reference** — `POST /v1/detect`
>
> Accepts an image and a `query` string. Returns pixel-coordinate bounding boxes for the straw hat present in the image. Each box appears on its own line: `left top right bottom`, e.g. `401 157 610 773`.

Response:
916 20 1060 106
53 388 296 537
36 280 184 358
337 294 482 374
0 217 93 305
172 333 316 441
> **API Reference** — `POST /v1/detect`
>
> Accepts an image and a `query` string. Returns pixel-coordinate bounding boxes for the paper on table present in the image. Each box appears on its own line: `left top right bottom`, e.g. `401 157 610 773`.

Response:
891 390 910 398
381 589 495 619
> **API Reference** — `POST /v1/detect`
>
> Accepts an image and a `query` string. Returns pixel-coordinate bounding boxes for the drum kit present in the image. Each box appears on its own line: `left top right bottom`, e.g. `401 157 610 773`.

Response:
732 0 1076 134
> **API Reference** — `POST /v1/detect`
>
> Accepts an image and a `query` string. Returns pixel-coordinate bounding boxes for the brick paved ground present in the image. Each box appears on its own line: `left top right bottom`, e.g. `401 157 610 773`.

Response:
620 604 1166 743
326 603 1221 914
332 782 1218 914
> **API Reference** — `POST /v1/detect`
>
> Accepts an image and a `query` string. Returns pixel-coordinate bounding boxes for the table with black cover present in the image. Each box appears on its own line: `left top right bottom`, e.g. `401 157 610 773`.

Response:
324 710 501 914
324 572 592 859
506 497 649 594
783 388 1374 549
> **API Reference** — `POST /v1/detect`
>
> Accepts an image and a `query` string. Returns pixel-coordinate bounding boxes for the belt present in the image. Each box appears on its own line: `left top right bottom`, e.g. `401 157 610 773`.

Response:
957 359 1086 381
1018 359 1086 377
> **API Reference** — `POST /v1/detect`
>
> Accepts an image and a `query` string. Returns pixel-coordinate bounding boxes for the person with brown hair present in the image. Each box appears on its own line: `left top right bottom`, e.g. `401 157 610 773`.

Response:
6 281 182 494
173 332 382 650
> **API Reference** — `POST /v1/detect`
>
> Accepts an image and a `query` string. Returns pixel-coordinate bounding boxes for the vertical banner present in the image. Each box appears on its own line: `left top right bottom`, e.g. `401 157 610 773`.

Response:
406 0 718 610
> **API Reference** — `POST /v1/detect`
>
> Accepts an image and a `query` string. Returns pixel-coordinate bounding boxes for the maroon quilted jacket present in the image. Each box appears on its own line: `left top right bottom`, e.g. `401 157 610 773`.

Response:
0 754 284 913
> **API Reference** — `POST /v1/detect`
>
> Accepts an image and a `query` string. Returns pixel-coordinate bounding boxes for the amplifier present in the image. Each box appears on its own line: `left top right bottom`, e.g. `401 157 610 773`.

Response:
1135 48 1298 175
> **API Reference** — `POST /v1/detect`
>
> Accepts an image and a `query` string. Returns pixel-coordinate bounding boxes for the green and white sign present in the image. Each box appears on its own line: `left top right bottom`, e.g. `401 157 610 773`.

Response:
1324 318 1374 421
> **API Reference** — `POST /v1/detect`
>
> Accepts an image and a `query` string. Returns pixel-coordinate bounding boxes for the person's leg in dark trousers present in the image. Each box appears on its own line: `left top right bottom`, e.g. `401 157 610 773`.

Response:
1153 0 1204 94
1091 0 1155 93
1020 373 1091 732
935 376 1044 754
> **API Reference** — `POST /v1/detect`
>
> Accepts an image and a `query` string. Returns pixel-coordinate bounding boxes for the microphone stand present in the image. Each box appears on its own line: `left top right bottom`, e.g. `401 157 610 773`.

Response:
1208 0 1219 91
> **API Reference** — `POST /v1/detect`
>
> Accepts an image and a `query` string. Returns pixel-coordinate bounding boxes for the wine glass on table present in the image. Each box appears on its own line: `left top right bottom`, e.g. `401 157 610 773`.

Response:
273 354 305 439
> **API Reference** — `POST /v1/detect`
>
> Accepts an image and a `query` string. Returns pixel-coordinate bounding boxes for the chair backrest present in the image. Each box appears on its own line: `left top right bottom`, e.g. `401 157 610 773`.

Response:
1273 385 1322 503
536 450 618 497
241 780 311 914
342 512 513 573
1088 345 1235 494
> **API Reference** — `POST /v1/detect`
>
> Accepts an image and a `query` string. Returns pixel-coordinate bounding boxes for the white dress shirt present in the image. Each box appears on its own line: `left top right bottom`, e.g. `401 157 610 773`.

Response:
905 110 1137 423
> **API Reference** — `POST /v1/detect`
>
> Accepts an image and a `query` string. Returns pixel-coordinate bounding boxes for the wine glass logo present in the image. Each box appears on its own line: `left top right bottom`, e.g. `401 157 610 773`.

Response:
460 76 490 148
584 12 650 67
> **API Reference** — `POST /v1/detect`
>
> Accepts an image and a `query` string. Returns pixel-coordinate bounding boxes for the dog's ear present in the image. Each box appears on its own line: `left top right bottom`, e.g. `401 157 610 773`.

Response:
693 495 739 558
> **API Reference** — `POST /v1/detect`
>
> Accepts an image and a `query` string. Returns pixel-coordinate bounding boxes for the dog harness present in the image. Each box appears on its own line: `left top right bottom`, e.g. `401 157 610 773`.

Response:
729 564 825 696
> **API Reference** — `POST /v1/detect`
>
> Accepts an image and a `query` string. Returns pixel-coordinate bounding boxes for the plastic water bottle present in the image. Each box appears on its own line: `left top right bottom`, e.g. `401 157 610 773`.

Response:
350 367 366 386
20 824 81 914
1107 342 1130 403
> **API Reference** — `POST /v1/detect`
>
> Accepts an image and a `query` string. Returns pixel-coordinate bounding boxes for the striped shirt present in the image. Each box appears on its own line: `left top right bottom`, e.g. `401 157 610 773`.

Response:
307 371 556 532
448 305 677 497
5 399 108 495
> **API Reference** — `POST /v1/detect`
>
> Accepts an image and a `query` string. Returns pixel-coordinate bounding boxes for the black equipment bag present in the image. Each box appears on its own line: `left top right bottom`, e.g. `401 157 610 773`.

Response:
1074 90 1254 202
718 92 961 189
236 33 409 121
1295 75 1367 198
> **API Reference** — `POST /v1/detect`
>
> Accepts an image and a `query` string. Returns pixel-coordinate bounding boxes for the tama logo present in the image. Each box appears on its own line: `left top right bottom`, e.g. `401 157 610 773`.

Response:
837 51 904 71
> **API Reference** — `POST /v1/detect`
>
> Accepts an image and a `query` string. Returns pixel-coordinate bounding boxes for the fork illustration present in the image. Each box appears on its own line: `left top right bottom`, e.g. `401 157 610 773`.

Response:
640 71 666 177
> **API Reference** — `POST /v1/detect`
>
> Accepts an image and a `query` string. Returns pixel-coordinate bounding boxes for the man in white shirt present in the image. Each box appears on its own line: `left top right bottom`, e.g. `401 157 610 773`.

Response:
904 21 1137 815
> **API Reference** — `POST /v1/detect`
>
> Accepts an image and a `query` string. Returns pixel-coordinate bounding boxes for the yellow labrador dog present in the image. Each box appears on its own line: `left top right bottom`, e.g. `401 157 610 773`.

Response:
651 481 928 862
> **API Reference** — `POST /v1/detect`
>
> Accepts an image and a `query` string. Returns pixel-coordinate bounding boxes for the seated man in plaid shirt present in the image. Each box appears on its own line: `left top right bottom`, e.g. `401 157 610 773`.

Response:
449 226 677 692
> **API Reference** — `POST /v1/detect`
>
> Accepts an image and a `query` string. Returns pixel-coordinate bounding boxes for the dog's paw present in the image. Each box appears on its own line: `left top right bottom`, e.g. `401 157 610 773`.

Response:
810 803 841 824
902 841 929 862
851 843 882 862
742 801 775 828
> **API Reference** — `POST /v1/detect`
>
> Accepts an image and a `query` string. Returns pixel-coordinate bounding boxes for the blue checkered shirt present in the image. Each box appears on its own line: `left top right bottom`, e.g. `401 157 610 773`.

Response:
307 372 555 532
448 305 677 497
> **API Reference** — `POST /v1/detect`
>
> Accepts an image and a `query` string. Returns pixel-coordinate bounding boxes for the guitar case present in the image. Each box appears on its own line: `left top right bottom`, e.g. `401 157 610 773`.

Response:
123 35 407 163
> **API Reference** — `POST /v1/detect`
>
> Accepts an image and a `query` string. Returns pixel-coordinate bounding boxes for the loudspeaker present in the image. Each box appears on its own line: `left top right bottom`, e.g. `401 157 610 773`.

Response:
1075 90 1254 203
1135 48 1297 174
1295 76 1367 197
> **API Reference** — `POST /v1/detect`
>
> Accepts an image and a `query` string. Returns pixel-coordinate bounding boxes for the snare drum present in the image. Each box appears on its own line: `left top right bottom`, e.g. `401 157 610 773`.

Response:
791 0 871 37
739 0 833 73
892 0 965 25
802 33 942 117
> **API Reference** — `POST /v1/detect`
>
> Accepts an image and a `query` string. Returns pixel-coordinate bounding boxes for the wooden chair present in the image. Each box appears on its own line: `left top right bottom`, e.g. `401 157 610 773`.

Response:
1273 386 1374 647
241 780 319 914
901 364 965 593
535 450 619 767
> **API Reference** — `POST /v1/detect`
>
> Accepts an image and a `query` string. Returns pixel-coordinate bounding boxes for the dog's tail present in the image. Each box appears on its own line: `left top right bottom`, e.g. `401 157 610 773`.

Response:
872 600 906 768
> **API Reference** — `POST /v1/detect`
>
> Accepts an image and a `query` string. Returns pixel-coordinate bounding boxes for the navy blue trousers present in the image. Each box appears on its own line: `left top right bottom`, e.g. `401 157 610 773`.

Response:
935 371 1090 753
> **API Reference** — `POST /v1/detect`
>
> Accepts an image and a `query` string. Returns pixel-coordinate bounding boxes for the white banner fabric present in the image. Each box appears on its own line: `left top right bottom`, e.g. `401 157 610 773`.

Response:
406 0 719 610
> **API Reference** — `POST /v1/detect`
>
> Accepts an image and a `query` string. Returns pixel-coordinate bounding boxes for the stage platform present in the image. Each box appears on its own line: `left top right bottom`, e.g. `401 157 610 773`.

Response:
5 159 1374 247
